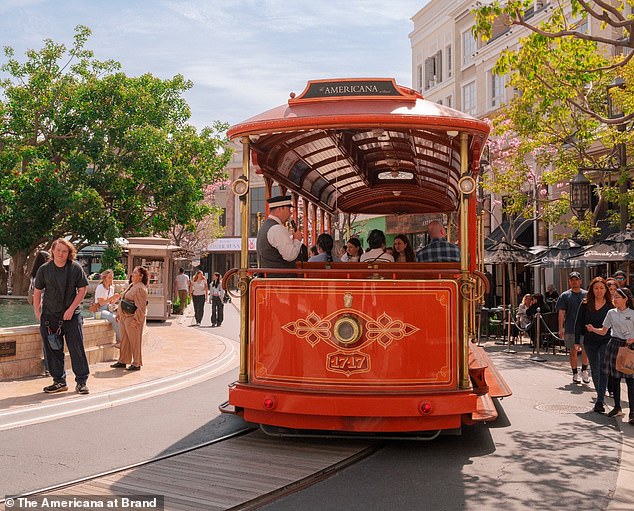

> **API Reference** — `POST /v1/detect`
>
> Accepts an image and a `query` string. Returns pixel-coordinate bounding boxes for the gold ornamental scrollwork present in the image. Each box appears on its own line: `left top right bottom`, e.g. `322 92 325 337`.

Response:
225 270 250 299
283 306 417 344
459 274 485 303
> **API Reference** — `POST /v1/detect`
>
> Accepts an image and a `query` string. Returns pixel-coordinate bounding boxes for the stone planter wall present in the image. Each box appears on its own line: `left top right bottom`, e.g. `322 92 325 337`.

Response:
0 319 117 380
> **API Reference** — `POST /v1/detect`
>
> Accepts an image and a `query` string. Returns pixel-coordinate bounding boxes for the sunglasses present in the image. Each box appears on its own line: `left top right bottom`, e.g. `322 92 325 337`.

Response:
616 277 626 280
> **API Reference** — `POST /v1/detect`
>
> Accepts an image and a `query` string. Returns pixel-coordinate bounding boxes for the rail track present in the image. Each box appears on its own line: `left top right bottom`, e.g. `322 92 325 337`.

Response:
2 427 382 511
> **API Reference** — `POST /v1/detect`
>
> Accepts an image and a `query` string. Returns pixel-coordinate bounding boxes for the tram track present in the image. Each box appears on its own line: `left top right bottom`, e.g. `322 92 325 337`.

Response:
1 426 256 504
2 426 383 511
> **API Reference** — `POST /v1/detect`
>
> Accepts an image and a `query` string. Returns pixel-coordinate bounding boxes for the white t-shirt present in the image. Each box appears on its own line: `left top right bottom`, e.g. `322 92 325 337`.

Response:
603 307 634 340
360 248 394 262
175 273 190 291
94 283 115 304
191 279 207 296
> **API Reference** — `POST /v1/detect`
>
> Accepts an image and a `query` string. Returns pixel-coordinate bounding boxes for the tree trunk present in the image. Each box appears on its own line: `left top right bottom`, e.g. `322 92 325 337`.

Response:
0 265 7 295
11 250 30 296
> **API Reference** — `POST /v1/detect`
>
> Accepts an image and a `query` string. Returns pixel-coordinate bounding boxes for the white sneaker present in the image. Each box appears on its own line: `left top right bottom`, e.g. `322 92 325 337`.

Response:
572 373 581 384
581 369 590 384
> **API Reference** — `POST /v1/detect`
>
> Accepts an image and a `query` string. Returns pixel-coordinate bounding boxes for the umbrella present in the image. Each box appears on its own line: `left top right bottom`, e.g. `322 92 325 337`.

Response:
484 240 534 264
527 238 586 292
526 238 585 268
484 240 533 307
569 228 634 262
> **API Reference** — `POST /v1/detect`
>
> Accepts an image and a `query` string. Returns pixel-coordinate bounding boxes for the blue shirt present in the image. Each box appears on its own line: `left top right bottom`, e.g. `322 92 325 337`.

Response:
556 288 587 334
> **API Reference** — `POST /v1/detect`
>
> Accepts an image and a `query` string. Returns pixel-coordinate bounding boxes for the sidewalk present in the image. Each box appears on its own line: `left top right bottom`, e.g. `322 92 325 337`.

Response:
485 339 634 511
0 303 239 431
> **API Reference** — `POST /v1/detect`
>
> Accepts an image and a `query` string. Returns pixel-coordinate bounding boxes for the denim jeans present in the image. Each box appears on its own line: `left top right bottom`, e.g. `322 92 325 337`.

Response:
192 294 206 324
40 312 89 385
95 306 120 342
211 296 224 326
584 341 608 404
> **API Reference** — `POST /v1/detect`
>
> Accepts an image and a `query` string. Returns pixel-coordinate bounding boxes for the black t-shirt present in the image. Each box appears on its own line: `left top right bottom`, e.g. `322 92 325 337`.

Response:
34 260 89 315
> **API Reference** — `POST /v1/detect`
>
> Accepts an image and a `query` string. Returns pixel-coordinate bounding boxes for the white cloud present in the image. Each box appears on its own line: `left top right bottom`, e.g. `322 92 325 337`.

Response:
0 0 422 127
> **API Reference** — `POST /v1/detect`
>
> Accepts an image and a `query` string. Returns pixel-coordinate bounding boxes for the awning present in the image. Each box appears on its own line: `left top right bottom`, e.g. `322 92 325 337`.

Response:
485 217 533 249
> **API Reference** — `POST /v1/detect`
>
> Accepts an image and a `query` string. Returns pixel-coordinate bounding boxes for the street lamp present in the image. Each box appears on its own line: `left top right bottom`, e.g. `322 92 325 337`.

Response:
607 77 625 123
570 168 592 219
571 78 630 228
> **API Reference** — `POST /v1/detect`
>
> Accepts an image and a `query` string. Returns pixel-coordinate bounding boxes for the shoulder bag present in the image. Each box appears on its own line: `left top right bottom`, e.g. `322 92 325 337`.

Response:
616 346 634 375
120 284 138 314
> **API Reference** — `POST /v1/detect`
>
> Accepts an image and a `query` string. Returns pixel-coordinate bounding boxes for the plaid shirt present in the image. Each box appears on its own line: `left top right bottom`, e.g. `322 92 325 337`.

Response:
416 238 460 262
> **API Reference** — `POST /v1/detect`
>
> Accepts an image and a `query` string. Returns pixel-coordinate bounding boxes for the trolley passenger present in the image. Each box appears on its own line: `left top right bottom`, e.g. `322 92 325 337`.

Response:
308 233 340 262
393 234 416 262
340 238 363 262
359 229 394 262
416 221 460 262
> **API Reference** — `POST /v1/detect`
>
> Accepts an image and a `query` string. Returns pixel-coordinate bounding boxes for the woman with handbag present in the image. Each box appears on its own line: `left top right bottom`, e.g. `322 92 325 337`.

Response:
93 269 121 346
110 266 148 371
588 287 634 424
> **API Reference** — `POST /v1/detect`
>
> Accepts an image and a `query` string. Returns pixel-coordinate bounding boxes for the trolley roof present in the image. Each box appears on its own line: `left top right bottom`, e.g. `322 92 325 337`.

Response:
227 78 490 215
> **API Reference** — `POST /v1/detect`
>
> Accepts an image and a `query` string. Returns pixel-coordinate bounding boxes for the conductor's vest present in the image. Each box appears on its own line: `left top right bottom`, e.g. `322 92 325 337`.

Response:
256 218 295 269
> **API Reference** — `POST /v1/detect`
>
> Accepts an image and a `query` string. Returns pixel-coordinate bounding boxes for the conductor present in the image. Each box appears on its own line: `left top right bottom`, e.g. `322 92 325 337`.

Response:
256 195 304 268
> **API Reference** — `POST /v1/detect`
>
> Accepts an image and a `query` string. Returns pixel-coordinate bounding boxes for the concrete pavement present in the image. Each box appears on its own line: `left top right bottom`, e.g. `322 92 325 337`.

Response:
0 301 240 431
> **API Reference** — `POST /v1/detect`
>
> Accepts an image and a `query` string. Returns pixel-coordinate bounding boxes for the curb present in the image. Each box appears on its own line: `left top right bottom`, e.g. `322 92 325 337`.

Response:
0 335 238 432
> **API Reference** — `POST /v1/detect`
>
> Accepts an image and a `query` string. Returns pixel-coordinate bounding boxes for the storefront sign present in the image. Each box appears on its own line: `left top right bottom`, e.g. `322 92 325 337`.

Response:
208 238 258 252
0 341 16 358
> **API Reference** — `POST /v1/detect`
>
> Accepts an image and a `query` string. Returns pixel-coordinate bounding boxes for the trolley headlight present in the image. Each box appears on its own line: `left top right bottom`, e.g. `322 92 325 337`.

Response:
231 176 249 197
458 176 476 195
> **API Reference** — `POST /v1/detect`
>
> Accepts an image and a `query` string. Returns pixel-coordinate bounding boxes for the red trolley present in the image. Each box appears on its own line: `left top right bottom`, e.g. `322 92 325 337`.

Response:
219 78 511 435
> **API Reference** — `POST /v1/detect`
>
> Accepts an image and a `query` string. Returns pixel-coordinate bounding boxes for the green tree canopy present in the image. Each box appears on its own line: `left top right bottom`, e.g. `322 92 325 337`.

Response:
0 26 230 293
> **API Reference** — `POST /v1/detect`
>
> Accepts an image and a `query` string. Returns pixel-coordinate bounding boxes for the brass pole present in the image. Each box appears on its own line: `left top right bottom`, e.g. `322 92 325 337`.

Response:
459 132 470 389
239 136 251 384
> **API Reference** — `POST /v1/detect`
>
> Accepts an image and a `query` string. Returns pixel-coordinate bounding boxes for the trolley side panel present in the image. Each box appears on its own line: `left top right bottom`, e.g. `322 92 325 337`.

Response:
249 278 459 390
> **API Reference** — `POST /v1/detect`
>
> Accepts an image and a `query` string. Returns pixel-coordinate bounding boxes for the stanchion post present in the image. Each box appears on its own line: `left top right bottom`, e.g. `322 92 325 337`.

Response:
530 308 547 362
503 304 516 354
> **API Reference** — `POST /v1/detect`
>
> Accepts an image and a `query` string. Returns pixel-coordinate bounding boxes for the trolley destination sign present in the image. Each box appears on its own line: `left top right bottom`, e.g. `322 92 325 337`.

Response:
290 78 417 103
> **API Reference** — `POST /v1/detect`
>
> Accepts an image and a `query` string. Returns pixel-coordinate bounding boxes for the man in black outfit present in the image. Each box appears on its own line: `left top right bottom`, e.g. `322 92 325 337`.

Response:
33 239 90 395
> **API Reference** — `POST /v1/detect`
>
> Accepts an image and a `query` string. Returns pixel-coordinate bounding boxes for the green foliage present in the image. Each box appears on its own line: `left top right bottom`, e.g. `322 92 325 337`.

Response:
100 242 127 280
473 1 634 235
0 25 231 266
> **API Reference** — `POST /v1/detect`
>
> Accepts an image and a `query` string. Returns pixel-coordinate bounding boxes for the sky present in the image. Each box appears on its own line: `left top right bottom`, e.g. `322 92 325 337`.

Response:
0 0 426 129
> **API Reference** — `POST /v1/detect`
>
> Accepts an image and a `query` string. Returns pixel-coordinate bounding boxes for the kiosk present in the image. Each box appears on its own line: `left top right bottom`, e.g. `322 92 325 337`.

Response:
124 237 183 321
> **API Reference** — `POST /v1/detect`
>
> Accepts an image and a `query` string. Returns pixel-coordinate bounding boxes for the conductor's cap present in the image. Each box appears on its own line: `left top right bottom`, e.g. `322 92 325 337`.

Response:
267 195 292 208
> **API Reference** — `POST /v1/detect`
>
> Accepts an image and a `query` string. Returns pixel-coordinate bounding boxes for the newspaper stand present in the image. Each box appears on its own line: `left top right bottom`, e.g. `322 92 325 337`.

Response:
125 237 182 321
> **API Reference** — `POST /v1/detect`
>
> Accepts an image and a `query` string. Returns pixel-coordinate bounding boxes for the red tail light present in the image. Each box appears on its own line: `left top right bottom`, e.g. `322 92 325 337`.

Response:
263 397 275 409
419 402 432 414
